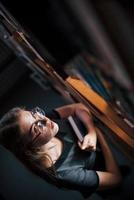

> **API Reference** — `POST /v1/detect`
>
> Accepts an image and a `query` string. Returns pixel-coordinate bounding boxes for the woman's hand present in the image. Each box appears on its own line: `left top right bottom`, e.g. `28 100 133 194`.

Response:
78 131 97 151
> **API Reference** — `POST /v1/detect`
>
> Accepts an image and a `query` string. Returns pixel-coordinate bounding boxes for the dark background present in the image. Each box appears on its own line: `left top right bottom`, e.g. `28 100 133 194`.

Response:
0 1 134 200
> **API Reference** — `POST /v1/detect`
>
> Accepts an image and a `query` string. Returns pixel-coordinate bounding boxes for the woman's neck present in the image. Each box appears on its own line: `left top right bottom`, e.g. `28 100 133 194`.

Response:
40 137 63 167
41 137 60 152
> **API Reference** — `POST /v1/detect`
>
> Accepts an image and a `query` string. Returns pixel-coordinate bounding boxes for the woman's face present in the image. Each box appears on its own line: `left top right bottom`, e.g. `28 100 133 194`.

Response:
18 109 59 146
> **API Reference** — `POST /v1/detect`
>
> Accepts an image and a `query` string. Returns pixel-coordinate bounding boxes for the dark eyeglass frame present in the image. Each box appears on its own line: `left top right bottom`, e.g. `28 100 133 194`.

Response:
29 107 46 145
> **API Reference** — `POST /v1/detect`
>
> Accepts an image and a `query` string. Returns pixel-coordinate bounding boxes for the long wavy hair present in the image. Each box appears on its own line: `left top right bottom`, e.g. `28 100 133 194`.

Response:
0 107 60 187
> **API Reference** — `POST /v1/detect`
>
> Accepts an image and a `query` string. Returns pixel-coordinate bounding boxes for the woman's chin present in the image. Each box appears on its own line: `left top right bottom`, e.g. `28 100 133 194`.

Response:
53 122 59 135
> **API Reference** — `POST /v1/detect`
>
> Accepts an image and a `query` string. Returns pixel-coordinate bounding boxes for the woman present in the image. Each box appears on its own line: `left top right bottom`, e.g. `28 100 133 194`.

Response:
0 103 122 197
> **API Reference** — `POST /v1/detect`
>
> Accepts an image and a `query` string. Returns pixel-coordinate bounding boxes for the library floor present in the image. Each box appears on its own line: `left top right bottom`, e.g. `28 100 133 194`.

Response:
0 75 134 200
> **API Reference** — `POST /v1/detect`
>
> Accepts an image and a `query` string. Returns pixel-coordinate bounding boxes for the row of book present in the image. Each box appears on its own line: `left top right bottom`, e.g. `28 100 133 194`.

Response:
64 52 134 121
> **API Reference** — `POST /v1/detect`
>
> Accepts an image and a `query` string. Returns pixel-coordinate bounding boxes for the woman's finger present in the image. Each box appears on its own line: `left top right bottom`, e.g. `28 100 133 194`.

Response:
82 137 90 149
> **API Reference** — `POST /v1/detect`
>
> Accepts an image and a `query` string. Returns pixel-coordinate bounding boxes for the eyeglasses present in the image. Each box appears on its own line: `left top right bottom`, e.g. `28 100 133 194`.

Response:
29 107 47 145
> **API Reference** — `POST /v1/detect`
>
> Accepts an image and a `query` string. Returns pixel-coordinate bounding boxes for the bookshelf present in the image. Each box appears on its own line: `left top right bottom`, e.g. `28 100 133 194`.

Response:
0 2 134 162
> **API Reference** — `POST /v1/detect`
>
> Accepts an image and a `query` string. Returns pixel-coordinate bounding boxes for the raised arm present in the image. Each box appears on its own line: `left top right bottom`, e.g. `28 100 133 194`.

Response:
55 103 89 117
95 128 122 190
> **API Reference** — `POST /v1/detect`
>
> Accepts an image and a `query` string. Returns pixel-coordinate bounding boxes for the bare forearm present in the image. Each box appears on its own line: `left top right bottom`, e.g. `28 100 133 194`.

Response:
55 103 89 119
96 128 121 176
75 107 94 133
